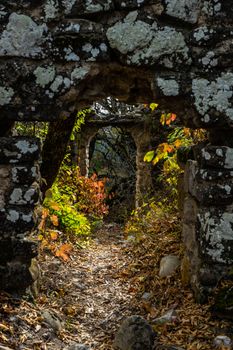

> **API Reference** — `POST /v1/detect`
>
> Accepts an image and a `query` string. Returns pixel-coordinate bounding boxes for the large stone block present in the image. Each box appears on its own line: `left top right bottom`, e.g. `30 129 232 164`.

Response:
0 262 35 291
11 164 40 184
197 207 233 265
193 145 233 170
0 207 35 235
8 183 40 206
0 238 38 265
0 137 40 164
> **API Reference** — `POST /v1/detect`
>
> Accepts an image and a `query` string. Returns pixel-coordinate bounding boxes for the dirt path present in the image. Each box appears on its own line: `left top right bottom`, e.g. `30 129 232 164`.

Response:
0 223 139 350
1 221 231 350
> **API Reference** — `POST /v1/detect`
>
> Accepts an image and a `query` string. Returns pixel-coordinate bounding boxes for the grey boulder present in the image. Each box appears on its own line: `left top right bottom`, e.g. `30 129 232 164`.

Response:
113 315 156 350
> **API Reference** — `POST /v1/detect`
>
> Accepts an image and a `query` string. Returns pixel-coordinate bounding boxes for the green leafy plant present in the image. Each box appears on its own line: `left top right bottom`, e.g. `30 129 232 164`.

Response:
43 185 91 237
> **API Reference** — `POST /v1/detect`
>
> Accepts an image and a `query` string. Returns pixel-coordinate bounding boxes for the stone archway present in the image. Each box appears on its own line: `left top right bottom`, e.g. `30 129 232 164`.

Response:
77 112 154 209
0 1 232 300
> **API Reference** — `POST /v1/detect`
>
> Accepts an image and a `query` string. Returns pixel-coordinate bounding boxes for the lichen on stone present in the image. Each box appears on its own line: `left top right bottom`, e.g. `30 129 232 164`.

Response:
164 0 200 23
200 51 218 68
62 0 76 14
64 47 80 62
0 86 14 106
71 66 90 83
199 211 233 263
16 140 38 154
85 0 113 13
157 77 179 96
192 73 233 121
106 11 190 66
0 13 47 58
7 209 19 223
44 0 59 20
50 75 64 93
34 66 56 88
193 26 213 43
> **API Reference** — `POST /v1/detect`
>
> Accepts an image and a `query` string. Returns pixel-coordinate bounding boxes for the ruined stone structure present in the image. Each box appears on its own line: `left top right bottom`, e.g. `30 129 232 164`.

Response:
78 110 154 205
0 0 233 300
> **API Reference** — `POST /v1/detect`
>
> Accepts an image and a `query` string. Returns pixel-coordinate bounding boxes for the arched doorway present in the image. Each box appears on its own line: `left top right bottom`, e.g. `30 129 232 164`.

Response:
89 126 137 221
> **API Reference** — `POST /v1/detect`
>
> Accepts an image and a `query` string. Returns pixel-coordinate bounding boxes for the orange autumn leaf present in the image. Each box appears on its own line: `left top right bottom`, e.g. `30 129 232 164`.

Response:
50 202 61 211
174 139 182 148
160 143 174 154
165 113 177 125
183 127 191 136
170 113 177 122
50 214 59 226
55 243 73 262
38 208 49 231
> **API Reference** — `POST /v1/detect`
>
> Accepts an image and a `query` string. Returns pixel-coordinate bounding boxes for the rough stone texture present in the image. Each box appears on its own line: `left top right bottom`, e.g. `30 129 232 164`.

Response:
0 137 41 292
159 255 180 277
183 158 233 301
0 0 232 297
113 315 156 350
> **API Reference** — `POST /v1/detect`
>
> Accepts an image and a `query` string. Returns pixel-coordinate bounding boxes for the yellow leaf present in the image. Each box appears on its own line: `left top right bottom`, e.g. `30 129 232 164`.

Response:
49 230 58 241
149 102 159 111
160 113 166 125
144 150 155 162
152 155 161 165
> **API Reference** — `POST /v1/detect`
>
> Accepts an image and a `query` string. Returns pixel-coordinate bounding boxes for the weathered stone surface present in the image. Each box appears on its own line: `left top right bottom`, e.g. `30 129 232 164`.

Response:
0 207 36 234
0 262 35 291
63 344 91 350
8 183 40 206
11 164 40 184
212 286 233 321
0 137 40 164
0 238 37 265
213 335 232 348
193 145 233 170
197 208 233 265
0 136 41 292
159 255 180 277
42 310 63 332
113 315 156 350
0 0 231 128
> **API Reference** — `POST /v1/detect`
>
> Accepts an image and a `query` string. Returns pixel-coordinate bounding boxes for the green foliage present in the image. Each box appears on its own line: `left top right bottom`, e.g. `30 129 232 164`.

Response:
43 185 91 236
15 122 49 141
70 108 92 141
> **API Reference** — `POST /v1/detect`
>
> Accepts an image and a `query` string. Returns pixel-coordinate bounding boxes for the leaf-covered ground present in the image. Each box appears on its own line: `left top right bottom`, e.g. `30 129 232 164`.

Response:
0 223 232 349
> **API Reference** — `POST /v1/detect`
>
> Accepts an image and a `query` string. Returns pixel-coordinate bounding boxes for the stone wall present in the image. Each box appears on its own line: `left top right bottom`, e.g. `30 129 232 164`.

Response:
0 137 41 291
183 145 233 301
0 0 232 298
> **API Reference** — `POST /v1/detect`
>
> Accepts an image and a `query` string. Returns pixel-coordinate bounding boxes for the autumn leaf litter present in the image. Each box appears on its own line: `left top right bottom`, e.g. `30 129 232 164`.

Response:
0 222 232 350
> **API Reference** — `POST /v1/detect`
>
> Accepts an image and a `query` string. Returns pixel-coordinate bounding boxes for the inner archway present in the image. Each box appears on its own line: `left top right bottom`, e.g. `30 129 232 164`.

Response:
89 126 137 221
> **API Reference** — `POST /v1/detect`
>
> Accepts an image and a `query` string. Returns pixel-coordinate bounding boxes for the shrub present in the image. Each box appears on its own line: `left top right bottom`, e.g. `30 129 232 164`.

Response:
56 165 109 219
